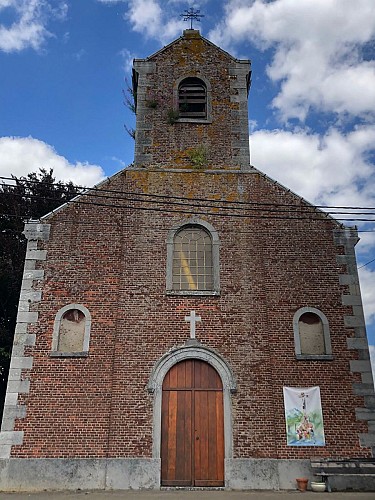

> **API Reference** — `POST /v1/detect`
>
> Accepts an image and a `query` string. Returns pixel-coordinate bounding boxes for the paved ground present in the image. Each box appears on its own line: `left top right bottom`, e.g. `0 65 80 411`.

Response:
1 491 374 500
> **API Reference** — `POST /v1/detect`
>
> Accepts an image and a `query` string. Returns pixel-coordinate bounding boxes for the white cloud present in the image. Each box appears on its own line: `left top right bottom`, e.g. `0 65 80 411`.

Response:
250 124 375 331
97 0 204 43
250 125 375 328
73 48 86 61
360 266 375 327
369 346 375 388
127 0 161 33
168 0 209 4
0 136 105 187
250 126 375 206
97 0 166 39
209 0 375 122
248 119 258 133
357 232 375 256
0 0 67 53
120 47 135 73
125 0 184 43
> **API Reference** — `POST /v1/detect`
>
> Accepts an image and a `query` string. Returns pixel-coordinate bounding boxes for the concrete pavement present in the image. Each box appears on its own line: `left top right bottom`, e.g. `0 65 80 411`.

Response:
0 491 375 500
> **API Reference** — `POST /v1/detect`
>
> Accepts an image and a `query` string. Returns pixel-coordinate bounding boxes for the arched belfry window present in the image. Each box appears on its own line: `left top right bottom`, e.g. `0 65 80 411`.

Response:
293 307 332 360
166 220 220 295
178 77 207 118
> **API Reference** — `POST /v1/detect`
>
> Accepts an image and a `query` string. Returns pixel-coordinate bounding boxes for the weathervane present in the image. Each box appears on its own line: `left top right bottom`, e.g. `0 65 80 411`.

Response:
180 7 204 30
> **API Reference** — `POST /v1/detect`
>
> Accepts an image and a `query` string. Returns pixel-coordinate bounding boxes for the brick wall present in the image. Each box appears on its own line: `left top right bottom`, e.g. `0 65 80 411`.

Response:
11 168 370 459
134 30 251 170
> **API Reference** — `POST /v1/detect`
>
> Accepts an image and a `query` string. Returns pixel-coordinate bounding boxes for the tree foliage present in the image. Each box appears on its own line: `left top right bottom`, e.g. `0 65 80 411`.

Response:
0 169 79 418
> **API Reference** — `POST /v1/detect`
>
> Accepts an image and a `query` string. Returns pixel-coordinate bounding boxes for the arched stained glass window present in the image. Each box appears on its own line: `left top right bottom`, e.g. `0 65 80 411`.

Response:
172 226 213 291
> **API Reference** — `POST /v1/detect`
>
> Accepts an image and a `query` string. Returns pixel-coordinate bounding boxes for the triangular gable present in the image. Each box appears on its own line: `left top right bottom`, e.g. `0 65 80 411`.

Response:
39 166 130 221
141 30 248 65
249 163 345 228
37 162 344 230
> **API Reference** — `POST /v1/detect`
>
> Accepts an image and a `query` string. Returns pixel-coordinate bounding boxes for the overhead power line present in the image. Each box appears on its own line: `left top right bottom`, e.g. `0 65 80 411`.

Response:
3 184 375 218
4 182 375 216
2 177 374 269
1 176 375 212
358 257 375 270
1 190 375 223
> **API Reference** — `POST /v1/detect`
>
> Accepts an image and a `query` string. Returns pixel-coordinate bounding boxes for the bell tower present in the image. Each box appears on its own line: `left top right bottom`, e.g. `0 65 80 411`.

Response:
132 29 251 171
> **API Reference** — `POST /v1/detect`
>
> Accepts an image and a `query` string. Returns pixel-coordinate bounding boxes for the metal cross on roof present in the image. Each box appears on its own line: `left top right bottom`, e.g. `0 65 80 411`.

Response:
180 7 204 30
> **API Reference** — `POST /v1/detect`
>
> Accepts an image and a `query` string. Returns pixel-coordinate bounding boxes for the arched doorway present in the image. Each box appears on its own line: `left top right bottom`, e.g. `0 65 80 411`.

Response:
161 359 224 487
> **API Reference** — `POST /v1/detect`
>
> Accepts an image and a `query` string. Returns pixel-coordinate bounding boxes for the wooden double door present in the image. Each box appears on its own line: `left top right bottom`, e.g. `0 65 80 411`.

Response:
161 359 224 487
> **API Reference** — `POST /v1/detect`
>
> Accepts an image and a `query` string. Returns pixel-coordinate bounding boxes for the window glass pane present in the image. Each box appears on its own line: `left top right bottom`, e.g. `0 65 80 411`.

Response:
172 226 213 291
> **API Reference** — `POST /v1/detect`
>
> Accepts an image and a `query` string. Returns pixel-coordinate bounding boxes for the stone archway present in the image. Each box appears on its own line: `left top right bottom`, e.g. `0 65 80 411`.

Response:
147 343 236 485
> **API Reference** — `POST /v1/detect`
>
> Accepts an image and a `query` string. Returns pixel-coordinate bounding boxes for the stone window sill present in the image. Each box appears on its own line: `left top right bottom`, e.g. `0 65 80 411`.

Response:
50 351 89 358
166 290 220 297
296 354 333 361
177 118 212 124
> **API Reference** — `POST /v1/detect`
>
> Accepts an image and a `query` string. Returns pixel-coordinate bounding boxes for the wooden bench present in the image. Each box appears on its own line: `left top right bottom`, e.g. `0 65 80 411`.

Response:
310 458 375 492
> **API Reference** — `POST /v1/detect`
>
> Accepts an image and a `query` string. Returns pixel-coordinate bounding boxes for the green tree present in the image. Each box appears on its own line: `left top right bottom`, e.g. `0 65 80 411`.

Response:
0 169 79 419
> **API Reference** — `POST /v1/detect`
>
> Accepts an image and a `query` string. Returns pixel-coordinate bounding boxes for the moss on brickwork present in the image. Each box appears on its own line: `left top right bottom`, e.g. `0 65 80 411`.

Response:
9 166 371 462
134 31 250 170
8 28 372 478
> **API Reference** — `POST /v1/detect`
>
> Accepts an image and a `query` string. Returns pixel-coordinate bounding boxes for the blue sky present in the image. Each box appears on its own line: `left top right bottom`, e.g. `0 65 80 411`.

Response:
0 1 374 368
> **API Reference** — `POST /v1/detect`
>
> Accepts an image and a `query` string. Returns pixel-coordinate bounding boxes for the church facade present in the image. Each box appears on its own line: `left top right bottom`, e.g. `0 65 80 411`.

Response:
0 29 374 491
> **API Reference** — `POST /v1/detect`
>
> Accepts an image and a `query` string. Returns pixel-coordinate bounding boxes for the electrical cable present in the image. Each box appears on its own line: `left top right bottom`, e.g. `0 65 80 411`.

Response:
1 196 375 223
1 187 375 223
3 184 375 216
1 176 375 211
358 258 375 270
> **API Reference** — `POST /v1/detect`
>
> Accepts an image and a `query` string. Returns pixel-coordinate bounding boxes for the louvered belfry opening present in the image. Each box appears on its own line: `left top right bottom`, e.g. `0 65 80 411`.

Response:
178 77 207 118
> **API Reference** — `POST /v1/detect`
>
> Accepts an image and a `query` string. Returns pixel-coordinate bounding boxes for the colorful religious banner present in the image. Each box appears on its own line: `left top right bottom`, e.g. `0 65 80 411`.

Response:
283 386 325 446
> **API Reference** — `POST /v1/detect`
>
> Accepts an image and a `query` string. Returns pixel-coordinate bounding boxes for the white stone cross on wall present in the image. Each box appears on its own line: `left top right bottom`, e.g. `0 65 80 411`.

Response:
185 310 201 339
